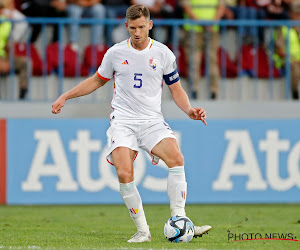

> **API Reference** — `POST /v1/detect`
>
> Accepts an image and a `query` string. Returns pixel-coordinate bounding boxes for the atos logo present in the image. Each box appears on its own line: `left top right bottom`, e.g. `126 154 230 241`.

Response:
213 130 300 191
22 130 181 193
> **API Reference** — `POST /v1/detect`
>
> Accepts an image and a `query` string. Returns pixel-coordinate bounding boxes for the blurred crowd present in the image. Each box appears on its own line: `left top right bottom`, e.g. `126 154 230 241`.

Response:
0 0 299 100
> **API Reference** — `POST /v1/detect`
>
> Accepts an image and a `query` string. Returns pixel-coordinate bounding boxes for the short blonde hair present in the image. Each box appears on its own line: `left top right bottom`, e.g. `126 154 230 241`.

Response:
126 4 150 20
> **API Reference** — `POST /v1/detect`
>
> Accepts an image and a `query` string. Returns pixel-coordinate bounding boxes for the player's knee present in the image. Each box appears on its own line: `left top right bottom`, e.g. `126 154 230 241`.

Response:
117 169 134 183
167 153 184 167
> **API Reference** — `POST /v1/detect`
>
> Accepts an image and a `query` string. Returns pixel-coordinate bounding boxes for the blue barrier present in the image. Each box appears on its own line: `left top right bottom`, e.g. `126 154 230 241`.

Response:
0 18 300 101
6 118 300 204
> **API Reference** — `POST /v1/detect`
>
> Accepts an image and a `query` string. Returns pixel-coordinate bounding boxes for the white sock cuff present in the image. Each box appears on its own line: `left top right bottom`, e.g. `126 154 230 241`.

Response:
120 181 135 192
169 166 185 175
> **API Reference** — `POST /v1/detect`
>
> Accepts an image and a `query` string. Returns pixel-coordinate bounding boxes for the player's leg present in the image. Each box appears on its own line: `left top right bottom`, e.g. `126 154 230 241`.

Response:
151 138 212 237
112 147 151 243
151 138 186 217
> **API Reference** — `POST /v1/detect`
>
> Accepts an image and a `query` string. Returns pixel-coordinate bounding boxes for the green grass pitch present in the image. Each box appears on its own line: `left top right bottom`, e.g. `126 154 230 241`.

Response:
0 204 299 249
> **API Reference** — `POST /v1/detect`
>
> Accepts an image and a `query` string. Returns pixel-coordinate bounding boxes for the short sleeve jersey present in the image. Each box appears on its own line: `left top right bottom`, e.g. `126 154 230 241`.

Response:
97 38 179 121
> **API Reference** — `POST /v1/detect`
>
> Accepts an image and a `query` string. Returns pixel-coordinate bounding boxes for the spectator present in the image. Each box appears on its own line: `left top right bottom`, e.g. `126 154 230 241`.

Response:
242 1 290 21
160 0 185 44
290 0 300 20
239 0 267 44
223 0 239 20
223 0 259 44
182 0 226 99
0 0 29 99
3 0 28 42
260 0 290 20
102 0 130 46
21 0 67 44
225 1 257 22
225 0 289 45
274 0 300 99
66 0 105 49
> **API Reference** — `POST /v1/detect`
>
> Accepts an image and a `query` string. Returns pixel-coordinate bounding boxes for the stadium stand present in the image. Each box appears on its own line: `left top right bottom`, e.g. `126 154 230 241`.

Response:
0 0 299 101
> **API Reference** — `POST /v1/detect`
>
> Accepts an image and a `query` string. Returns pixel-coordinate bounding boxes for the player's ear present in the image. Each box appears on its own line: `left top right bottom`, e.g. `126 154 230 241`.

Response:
125 21 129 31
149 20 153 30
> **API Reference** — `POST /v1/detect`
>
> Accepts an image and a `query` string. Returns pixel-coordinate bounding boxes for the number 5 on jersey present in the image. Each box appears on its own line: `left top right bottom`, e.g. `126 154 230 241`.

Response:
134 73 142 88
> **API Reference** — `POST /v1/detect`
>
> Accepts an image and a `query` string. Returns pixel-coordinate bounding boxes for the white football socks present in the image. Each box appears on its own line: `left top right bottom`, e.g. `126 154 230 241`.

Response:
168 166 187 217
120 181 149 233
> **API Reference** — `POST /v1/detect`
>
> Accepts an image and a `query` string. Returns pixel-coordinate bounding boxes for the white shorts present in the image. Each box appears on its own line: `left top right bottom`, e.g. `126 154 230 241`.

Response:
106 119 176 165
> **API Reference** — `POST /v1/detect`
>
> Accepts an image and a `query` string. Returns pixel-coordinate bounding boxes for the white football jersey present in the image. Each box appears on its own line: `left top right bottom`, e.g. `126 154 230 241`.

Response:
97 38 179 121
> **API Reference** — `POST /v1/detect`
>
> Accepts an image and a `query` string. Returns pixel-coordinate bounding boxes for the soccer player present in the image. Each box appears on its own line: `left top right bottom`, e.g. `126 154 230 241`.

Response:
52 4 212 243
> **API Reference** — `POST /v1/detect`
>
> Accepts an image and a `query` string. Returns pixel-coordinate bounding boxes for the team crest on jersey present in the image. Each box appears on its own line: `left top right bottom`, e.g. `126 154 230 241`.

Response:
149 58 157 70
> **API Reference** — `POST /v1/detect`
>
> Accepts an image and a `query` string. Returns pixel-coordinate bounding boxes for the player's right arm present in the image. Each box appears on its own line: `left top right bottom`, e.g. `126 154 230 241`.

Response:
52 72 108 114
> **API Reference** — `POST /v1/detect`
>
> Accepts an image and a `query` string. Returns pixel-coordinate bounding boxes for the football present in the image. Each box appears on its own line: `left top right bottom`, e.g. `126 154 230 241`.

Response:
164 215 194 243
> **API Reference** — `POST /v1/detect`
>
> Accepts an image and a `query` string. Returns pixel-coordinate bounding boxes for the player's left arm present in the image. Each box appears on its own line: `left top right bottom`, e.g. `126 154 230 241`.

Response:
168 81 207 125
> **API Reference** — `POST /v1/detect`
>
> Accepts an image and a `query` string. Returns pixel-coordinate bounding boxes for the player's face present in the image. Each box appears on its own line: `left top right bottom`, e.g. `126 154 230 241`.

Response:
125 16 153 50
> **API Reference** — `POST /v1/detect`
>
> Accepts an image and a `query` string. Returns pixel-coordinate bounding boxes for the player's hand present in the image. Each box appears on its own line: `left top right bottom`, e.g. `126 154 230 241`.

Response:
52 95 66 114
188 107 207 125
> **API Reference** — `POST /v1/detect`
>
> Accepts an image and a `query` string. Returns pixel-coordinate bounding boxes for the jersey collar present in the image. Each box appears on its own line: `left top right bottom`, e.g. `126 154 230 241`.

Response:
127 38 153 54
